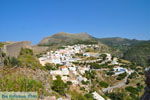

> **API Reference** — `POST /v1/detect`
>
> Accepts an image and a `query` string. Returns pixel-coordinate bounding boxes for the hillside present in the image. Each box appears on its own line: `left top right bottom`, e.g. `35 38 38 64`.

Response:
98 37 142 52
39 32 98 46
98 37 150 67
38 33 150 67
123 41 150 67
0 38 147 100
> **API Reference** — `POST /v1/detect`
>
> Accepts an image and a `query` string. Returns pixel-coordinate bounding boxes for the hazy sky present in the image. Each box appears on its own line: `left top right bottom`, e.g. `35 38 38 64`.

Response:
0 0 149 44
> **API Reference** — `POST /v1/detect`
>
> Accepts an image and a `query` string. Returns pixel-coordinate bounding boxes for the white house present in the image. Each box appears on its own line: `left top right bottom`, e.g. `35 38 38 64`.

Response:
92 91 105 100
83 52 100 58
111 57 119 65
104 53 112 61
61 76 69 82
78 67 90 75
60 66 69 75
50 70 62 76
113 66 127 75
70 79 79 85
68 66 76 71
77 75 87 82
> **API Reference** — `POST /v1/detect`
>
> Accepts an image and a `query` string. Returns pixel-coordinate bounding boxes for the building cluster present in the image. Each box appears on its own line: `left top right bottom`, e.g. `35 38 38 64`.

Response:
50 65 90 85
39 44 97 85
39 44 134 100
39 44 89 66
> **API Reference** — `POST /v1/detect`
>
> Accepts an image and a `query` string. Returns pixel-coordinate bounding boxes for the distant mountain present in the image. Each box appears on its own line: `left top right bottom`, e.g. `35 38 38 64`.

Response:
39 32 98 46
98 37 143 52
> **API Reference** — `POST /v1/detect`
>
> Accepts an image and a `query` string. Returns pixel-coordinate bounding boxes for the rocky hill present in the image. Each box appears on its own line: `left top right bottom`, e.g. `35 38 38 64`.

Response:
39 32 98 46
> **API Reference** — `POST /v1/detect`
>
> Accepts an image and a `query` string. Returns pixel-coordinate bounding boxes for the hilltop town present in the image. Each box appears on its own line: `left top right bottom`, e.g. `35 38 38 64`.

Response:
37 44 144 100
0 33 147 100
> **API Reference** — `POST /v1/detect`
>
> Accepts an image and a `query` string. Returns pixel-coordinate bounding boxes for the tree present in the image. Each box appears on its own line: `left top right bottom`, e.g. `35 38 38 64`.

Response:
10 57 20 66
84 71 96 79
66 81 72 85
20 48 33 55
84 93 93 99
106 71 115 76
128 72 138 79
106 92 124 100
44 63 55 70
90 63 101 69
4 57 19 67
81 80 89 85
100 54 107 60
116 72 127 80
125 86 139 94
99 81 109 88
51 75 67 95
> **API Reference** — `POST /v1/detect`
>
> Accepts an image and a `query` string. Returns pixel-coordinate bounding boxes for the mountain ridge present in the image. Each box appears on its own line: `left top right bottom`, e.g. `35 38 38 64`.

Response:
38 32 97 46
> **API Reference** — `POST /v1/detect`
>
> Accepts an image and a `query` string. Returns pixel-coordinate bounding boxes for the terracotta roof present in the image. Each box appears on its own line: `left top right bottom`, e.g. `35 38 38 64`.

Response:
59 66 68 68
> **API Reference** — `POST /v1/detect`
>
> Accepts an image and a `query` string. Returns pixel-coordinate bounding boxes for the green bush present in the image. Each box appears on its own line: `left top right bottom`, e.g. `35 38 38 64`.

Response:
99 81 109 88
18 48 42 69
84 93 93 99
81 80 89 85
128 72 138 79
138 72 144 75
4 57 20 67
51 76 67 95
66 81 72 85
18 55 41 69
100 54 107 60
84 71 96 79
116 72 127 80
90 63 101 69
44 63 56 70
106 71 115 76
58 46 65 49
0 75 44 94
106 92 124 100
125 86 139 94
0 42 4 48
20 48 33 55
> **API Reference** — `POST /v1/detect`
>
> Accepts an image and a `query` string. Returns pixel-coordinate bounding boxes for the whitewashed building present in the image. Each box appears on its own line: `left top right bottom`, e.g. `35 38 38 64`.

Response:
92 91 105 100
113 66 127 75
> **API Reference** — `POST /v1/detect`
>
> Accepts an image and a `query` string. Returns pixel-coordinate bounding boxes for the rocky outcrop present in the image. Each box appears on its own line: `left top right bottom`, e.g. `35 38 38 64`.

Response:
141 68 150 100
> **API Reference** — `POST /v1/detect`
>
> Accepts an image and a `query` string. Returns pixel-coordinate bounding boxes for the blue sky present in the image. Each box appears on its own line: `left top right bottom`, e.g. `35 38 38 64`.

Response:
0 0 149 44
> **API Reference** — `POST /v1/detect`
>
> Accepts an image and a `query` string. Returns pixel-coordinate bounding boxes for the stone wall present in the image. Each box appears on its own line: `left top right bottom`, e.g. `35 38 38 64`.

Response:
32 45 49 54
3 41 31 57
0 49 4 67
1 41 49 57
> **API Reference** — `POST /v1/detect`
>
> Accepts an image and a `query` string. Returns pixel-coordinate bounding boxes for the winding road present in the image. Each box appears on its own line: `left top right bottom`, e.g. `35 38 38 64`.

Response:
102 75 129 93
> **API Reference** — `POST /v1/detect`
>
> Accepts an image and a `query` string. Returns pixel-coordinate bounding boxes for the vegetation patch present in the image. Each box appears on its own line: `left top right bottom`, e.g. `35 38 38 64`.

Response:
99 81 109 88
